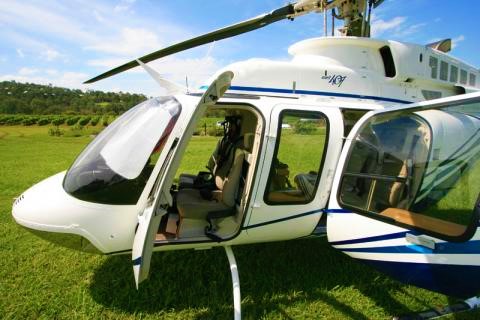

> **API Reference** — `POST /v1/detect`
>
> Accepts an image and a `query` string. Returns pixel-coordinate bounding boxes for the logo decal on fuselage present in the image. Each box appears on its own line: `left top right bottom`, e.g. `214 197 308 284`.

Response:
322 73 347 87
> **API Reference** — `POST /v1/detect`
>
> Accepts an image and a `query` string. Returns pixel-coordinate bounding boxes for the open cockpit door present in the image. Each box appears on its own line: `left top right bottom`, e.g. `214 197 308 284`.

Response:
132 71 234 288
327 92 480 298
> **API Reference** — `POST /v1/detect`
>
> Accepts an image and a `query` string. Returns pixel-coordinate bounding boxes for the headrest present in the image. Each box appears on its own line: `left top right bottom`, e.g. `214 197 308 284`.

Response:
243 133 254 152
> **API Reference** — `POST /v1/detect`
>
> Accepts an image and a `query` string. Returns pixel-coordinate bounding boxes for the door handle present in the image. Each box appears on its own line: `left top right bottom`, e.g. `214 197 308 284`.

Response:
406 233 436 250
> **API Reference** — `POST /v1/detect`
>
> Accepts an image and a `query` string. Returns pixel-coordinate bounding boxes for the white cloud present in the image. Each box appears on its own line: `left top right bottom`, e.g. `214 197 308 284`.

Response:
85 27 163 56
114 0 137 13
87 58 130 69
18 67 39 76
93 10 105 23
150 56 220 88
42 48 62 61
7 32 66 62
452 35 465 49
393 22 427 38
0 69 89 89
0 1 96 44
370 16 406 37
87 55 221 90
16 48 25 58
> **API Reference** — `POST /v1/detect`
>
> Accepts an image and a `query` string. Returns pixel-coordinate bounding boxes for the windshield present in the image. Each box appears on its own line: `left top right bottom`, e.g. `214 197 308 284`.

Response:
63 96 181 205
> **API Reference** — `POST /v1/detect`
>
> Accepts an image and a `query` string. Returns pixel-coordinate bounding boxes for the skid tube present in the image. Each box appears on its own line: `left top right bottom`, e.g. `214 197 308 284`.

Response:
224 246 241 320
393 296 480 320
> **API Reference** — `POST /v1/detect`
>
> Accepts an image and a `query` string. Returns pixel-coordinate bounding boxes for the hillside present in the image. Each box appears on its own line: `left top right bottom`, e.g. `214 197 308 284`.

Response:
0 81 146 115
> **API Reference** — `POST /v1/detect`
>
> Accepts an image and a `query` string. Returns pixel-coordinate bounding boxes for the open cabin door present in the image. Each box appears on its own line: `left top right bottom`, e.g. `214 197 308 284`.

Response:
132 71 234 288
327 92 480 298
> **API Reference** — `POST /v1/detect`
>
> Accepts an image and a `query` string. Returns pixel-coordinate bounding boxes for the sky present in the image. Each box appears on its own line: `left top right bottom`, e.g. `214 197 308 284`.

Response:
0 0 479 96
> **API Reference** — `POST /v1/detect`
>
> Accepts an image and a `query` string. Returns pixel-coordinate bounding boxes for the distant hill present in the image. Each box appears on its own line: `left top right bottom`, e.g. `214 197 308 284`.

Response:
0 81 146 115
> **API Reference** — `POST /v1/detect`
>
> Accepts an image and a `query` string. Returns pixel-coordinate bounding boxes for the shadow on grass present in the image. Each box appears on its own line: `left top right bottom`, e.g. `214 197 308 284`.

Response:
89 238 432 319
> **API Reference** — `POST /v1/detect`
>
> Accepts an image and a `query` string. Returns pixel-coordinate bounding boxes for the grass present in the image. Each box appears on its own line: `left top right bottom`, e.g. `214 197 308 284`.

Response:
0 125 479 319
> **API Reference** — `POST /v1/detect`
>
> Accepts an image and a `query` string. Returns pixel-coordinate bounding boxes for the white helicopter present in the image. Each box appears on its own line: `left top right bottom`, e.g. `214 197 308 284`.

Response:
12 0 480 318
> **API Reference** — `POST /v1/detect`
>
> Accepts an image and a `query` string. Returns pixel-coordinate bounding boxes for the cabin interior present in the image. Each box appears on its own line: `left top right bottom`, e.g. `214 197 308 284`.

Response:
156 105 261 243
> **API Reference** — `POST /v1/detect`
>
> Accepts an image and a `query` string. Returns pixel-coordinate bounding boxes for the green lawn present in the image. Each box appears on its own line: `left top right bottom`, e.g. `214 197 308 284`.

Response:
0 126 479 319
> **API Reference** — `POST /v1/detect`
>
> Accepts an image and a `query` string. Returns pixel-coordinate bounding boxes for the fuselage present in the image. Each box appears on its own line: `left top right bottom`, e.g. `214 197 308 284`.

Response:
12 36 480 255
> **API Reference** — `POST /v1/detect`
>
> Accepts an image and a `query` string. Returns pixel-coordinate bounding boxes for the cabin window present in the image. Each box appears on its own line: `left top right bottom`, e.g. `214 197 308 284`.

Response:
429 56 438 79
460 69 468 84
264 110 328 205
379 46 396 78
470 74 477 86
439 61 448 81
338 101 480 241
450 65 458 83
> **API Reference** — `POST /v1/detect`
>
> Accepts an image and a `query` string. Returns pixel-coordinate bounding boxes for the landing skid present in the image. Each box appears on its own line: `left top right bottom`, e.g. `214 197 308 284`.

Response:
394 296 480 320
224 246 241 320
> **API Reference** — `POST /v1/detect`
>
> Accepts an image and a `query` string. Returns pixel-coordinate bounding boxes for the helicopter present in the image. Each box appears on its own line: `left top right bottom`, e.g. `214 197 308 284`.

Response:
11 0 480 319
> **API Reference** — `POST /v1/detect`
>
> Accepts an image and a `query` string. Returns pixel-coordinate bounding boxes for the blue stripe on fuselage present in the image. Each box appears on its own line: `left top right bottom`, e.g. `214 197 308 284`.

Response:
199 85 412 104
339 240 480 254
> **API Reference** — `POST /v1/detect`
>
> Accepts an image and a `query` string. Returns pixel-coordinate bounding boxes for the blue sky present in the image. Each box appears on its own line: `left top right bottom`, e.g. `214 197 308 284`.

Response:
0 0 478 96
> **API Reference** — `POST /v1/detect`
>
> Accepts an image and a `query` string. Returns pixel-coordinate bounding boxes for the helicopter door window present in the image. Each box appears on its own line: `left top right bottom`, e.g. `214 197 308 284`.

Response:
264 111 328 204
339 102 480 241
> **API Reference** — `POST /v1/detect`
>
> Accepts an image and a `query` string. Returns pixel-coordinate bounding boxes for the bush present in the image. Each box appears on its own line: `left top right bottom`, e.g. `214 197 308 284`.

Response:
38 118 50 126
102 116 109 127
22 117 38 126
0 115 9 125
5 115 24 125
78 116 91 126
294 120 317 135
51 117 65 126
48 126 64 136
90 116 100 126
64 124 84 137
66 116 80 126
207 126 223 137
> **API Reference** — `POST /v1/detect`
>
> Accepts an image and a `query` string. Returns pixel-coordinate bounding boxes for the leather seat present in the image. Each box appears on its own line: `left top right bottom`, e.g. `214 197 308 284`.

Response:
177 134 254 219
177 146 247 219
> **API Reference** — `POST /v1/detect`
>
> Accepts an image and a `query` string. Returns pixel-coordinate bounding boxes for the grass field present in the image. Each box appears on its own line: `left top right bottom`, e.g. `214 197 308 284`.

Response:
1 125 479 319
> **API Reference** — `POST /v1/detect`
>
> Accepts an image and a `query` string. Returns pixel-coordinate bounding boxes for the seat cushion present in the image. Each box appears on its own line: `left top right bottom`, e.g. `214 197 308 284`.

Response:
178 173 197 189
177 188 229 219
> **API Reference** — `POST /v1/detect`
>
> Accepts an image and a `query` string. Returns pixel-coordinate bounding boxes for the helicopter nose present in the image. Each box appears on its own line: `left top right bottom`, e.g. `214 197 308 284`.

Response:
12 172 104 253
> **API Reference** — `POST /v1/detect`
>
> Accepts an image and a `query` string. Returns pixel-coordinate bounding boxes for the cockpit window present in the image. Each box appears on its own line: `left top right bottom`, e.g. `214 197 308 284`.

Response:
63 96 181 205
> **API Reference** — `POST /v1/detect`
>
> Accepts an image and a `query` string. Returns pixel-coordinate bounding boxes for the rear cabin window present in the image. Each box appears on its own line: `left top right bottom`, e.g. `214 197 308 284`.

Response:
429 56 438 79
460 69 468 84
379 46 396 78
440 61 448 81
264 111 328 204
470 74 477 87
339 102 480 241
450 65 458 83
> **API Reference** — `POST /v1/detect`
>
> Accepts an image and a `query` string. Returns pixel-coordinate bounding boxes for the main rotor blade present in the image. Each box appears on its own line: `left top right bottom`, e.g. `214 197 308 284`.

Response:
84 4 295 84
